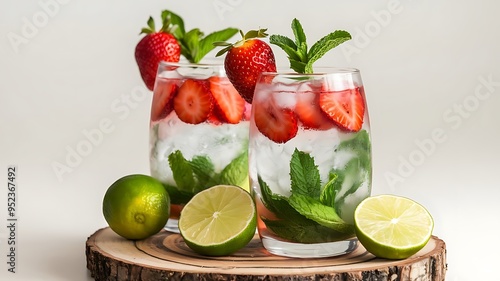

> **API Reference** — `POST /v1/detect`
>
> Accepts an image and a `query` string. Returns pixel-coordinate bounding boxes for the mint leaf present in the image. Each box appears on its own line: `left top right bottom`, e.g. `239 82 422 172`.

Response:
329 130 372 215
305 30 351 73
271 19 351 73
262 216 354 243
269 35 300 61
289 193 352 233
337 129 371 154
258 176 297 218
320 173 338 207
332 157 369 213
220 149 248 186
290 149 321 199
259 175 353 243
195 28 238 63
168 150 197 193
163 183 193 204
190 155 217 191
291 18 307 51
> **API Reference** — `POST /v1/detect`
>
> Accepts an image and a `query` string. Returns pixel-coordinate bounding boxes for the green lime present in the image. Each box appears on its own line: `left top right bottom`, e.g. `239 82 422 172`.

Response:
178 185 256 256
102 174 170 240
354 194 434 260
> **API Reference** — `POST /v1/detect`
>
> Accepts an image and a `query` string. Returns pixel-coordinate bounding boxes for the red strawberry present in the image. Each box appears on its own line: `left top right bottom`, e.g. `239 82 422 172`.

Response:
208 76 245 124
135 15 181 91
173 79 214 124
215 29 277 103
295 92 336 130
150 80 178 121
319 86 365 131
253 97 298 143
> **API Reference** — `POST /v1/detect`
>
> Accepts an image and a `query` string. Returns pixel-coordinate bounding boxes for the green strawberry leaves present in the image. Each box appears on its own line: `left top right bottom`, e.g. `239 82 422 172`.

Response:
270 18 352 74
161 10 238 63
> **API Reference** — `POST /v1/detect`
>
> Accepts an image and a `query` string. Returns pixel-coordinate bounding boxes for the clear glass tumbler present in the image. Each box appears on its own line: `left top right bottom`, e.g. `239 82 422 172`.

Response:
149 61 251 233
249 68 372 258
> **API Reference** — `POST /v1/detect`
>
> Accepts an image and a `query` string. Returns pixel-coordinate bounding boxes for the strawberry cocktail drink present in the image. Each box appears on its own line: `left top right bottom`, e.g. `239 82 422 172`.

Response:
249 68 372 258
149 61 250 233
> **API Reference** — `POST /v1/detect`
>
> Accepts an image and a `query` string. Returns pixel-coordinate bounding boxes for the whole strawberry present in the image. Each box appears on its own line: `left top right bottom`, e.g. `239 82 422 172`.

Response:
215 29 277 103
135 14 181 91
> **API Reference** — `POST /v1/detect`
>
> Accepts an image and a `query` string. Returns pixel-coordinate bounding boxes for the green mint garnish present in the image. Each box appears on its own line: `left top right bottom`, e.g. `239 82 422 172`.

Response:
168 150 197 193
189 155 217 192
258 150 351 243
270 18 351 74
288 194 353 233
319 173 339 207
258 176 299 218
330 130 372 216
220 149 248 186
166 149 248 204
162 183 194 205
290 149 321 199
257 130 372 243
259 176 349 243
336 129 371 154
161 10 238 63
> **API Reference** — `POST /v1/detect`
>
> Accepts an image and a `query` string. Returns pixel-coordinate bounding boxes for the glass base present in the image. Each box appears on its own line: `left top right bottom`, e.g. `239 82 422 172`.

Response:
261 235 358 258
165 218 180 233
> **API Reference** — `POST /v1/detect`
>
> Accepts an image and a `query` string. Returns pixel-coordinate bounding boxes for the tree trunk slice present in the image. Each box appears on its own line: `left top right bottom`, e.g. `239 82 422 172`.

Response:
86 227 447 281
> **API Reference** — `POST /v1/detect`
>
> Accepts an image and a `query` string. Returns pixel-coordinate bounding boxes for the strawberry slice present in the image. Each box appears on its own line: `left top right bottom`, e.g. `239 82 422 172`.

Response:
150 80 178 121
319 87 365 132
295 92 335 130
173 79 214 124
208 76 245 124
254 98 298 143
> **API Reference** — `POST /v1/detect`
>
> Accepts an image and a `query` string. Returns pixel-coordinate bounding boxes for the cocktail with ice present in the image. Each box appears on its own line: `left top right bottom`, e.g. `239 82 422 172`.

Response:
149 61 250 233
249 68 372 257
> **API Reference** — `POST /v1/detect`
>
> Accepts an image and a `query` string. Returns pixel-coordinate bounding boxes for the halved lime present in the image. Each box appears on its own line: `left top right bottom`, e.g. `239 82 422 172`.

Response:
354 194 434 259
178 185 256 256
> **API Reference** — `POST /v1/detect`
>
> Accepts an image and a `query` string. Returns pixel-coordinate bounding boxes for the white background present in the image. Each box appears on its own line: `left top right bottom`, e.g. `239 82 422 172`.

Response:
1 0 499 280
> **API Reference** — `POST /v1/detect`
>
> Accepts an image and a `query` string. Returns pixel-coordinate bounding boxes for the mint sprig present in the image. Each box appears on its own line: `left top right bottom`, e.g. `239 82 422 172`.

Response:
270 18 351 74
289 148 321 199
166 149 248 204
257 130 371 243
161 10 238 63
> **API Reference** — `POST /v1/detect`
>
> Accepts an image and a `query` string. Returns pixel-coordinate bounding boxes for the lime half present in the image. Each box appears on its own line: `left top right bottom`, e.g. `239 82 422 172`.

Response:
354 194 434 259
179 185 257 256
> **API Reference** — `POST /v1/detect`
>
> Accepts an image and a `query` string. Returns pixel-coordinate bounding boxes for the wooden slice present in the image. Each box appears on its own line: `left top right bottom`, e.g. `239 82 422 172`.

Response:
86 227 447 281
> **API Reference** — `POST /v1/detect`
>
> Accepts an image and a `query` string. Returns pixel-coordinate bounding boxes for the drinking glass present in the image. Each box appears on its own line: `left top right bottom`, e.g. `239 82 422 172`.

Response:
249 68 372 258
149 61 251 233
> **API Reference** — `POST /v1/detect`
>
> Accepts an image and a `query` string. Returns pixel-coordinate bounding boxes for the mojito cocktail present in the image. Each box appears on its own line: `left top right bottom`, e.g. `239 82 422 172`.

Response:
150 61 250 233
249 69 372 257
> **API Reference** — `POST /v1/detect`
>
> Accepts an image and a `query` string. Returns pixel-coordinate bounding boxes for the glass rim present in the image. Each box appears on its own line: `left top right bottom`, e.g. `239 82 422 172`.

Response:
261 67 360 76
159 59 224 68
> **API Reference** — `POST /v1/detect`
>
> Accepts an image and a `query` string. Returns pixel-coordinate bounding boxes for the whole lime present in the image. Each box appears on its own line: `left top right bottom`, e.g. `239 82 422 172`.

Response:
102 174 170 240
